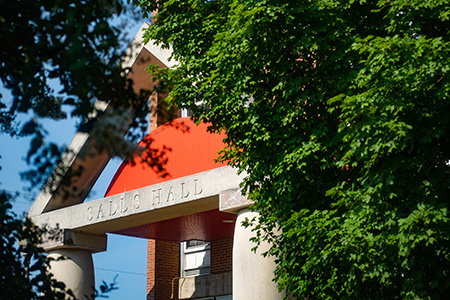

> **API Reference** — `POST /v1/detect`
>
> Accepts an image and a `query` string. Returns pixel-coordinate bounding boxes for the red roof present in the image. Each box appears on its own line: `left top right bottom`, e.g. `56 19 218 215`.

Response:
105 118 227 197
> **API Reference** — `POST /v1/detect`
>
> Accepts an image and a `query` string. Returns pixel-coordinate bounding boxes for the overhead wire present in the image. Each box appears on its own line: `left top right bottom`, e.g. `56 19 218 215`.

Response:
0 188 35 206
95 267 146 277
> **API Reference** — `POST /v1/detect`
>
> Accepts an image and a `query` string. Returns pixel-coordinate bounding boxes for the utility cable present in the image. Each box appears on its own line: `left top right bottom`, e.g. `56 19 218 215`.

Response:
95 267 146 277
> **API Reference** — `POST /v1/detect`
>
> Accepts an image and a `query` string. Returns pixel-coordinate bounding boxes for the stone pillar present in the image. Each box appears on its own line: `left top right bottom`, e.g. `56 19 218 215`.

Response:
48 249 95 299
232 209 284 300
42 229 107 300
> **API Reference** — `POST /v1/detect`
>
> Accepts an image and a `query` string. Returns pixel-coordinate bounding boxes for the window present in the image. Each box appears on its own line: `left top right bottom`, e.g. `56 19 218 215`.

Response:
180 240 210 276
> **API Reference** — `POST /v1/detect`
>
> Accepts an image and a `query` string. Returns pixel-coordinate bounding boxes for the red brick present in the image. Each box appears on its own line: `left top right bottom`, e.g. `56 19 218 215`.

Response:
147 240 180 300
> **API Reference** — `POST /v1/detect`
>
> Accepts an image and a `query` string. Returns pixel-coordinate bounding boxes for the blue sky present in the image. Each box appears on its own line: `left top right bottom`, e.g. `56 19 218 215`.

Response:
0 18 150 300
0 130 148 300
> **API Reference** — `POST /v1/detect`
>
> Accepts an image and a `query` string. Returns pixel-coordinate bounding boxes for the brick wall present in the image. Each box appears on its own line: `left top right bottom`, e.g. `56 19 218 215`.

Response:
147 239 156 300
147 239 180 300
149 91 180 132
148 238 233 299
210 238 233 274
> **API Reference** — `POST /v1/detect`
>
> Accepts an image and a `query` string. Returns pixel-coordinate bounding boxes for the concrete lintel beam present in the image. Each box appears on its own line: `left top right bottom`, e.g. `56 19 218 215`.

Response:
219 188 254 214
41 228 107 253
31 166 244 236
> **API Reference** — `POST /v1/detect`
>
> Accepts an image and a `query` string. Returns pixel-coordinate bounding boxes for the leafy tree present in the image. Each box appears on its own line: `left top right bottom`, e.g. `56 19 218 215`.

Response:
1 190 120 299
1 0 150 189
0 191 71 300
139 0 450 298
1 0 145 298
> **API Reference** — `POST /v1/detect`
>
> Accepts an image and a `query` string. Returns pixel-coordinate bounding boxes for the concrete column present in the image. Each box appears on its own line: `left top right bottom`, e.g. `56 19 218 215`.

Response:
48 248 95 300
233 209 284 300
40 230 106 299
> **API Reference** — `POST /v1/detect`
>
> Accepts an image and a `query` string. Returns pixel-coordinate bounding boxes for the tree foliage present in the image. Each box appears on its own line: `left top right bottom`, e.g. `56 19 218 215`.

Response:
0 191 71 299
0 1 144 298
1 0 149 189
1 191 120 299
139 0 450 298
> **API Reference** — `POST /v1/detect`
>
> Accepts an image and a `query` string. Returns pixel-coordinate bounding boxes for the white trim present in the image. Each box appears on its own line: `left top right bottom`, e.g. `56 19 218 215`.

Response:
180 240 211 277
122 22 178 72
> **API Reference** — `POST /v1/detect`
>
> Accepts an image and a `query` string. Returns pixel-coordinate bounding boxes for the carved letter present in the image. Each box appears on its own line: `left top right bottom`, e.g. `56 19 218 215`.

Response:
194 179 203 195
134 193 141 209
109 200 117 216
87 206 93 221
152 188 162 206
120 197 128 213
166 186 175 202
97 204 104 219
181 182 189 199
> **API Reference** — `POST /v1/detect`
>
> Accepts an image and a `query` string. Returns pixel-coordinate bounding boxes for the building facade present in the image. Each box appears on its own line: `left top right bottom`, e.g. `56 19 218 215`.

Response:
28 23 289 300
